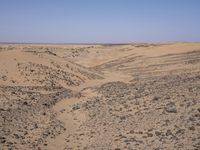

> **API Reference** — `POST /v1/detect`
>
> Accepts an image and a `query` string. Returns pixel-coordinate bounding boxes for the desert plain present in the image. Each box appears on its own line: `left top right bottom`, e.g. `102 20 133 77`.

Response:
0 43 200 150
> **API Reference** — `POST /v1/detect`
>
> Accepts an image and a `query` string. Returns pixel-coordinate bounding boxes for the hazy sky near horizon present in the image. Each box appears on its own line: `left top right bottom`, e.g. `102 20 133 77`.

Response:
0 0 200 43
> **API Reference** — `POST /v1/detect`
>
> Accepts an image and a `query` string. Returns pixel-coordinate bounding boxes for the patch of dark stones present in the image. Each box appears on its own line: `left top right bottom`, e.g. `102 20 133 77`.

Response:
0 85 77 149
65 71 200 149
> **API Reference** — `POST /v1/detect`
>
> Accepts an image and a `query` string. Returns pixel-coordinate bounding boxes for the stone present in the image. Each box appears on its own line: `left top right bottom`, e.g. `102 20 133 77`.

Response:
165 102 177 113
147 133 153 137
166 130 172 136
155 131 162 136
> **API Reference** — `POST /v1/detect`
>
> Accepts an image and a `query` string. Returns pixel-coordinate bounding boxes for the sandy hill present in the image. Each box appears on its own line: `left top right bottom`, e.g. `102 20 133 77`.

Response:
0 48 102 87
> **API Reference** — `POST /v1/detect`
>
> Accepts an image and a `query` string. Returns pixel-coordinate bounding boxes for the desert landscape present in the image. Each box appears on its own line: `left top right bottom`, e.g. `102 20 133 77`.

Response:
0 42 200 150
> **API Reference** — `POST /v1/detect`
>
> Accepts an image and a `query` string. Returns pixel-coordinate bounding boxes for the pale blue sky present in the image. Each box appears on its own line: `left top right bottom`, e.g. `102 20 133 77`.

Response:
0 0 200 43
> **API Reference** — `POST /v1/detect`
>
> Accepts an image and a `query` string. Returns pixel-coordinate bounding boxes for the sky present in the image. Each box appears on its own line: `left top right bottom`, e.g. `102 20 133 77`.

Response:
0 0 200 43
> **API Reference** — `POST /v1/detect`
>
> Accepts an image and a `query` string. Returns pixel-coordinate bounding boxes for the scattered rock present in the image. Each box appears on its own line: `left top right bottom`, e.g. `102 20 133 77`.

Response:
147 133 153 137
155 131 162 136
188 126 195 131
165 102 177 113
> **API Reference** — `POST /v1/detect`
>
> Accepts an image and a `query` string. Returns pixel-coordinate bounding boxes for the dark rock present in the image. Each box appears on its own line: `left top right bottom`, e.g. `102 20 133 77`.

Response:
188 126 195 131
175 129 185 135
153 96 160 101
165 102 177 113
23 102 28 105
120 116 126 120
147 133 153 137
155 131 162 136
13 134 20 139
0 136 6 143
166 130 172 136
72 105 80 110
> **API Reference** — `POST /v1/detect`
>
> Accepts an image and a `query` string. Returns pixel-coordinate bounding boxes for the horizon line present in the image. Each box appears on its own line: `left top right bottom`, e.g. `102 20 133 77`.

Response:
0 41 200 45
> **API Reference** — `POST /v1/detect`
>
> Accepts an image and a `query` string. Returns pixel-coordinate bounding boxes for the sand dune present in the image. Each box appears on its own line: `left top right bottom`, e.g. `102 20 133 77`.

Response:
0 43 200 150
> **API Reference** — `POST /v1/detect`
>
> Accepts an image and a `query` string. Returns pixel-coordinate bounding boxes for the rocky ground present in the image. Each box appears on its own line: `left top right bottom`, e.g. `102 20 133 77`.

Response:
0 43 200 150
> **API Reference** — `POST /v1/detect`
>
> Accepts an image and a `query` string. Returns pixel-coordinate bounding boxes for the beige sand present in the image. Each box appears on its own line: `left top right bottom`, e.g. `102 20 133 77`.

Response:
0 42 200 150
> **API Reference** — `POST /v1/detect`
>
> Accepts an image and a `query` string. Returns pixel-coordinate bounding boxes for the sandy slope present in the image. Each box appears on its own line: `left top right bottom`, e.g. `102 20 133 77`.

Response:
0 43 200 150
